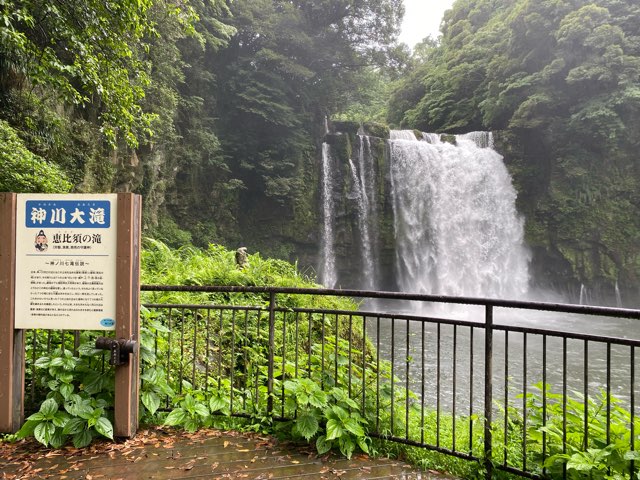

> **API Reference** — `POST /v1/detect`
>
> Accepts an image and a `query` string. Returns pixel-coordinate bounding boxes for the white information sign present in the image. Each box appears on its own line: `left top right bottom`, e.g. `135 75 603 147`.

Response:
15 194 118 330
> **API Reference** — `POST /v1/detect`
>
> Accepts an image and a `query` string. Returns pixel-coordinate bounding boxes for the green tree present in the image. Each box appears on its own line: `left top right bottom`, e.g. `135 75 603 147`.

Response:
0 119 71 193
0 0 160 146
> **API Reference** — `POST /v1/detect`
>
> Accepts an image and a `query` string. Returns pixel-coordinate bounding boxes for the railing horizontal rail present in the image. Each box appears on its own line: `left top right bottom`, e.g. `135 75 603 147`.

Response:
141 284 640 319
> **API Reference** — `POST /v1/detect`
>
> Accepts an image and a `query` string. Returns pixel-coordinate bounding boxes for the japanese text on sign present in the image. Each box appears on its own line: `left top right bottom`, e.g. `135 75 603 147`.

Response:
26 200 111 228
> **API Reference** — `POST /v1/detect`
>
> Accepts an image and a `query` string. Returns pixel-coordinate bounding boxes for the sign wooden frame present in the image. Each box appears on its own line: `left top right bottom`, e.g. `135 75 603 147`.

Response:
0 192 141 437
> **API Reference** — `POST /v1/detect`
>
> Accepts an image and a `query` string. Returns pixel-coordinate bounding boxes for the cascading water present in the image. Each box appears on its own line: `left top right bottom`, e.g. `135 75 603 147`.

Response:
320 142 337 288
347 136 379 289
319 127 530 299
389 130 530 298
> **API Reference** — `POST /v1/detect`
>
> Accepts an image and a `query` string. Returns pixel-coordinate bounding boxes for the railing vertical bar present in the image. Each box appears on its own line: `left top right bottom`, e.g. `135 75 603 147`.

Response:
308 312 312 379
436 322 441 448
218 309 224 391
391 316 396 436
421 320 425 446
405 318 410 441
562 337 567 480
361 314 366 420
255 308 262 410
631 346 635 478
179 308 186 394
243 309 249 410
522 332 527 472
334 313 339 388
294 311 300 381
191 309 198 389
503 330 509 467
484 305 494 480
583 340 588 450
267 291 276 416
281 310 287 418
469 326 474 455
166 308 173 408
542 334 547 476
204 309 211 393
230 309 236 415
348 314 353 399
606 342 611 446
452 324 457 451
321 313 326 390
376 315 381 434
73 330 80 356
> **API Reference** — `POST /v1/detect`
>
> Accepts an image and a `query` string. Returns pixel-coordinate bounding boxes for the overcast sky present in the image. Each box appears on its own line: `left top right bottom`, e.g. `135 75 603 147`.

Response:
398 0 456 47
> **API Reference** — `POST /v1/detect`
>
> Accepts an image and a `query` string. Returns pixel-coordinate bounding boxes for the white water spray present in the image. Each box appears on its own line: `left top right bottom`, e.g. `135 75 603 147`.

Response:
389 131 530 299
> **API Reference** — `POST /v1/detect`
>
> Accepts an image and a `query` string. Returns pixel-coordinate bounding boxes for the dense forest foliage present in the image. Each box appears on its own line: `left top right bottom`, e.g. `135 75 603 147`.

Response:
1 0 638 297
0 0 404 260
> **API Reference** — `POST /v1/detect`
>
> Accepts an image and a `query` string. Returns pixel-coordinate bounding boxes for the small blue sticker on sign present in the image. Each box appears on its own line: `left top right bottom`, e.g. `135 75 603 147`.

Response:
100 318 115 328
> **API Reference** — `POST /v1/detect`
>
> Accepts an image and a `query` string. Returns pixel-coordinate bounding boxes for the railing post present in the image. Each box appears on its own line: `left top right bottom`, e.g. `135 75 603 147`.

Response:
484 304 494 479
267 290 276 416
114 193 142 438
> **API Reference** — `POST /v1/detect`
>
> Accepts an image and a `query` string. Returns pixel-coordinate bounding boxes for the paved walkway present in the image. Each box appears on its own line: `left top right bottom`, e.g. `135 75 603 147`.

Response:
1 428 454 479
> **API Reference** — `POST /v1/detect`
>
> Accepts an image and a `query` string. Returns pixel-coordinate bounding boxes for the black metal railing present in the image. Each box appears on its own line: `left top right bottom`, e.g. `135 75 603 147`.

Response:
25 285 640 479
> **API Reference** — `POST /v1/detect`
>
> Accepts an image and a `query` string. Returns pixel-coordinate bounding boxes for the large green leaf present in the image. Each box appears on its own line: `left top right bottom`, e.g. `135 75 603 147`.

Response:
50 429 67 449
59 383 74 400
82 372 107 395
34 422 56 446
16 419 39 439
339 436 356 459
73 429 93 449
63 417 87 435
209 395 227 413
316 435 332 455
164 408 187 426
343 417 365 438
294 411 319 440
325 418 344 441
40 398 59 418
194 403 210 419
94 417 114 440
142 391 161 415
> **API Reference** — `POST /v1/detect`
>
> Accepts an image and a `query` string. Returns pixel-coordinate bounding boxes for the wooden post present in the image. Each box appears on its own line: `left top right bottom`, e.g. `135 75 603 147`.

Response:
114 193 142 438
0 193 24 433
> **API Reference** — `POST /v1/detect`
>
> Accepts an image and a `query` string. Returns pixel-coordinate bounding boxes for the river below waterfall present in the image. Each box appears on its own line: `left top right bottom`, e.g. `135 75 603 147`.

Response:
365 305 640 412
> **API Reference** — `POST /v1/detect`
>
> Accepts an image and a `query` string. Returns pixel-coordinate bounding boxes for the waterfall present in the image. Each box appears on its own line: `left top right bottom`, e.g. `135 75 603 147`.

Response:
579 284 588 305
389 130 530 298
320 142 337 287
390 130 418 141
615 281 622 307
318 127 530 299
346 135 378 290
422 133 441 144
